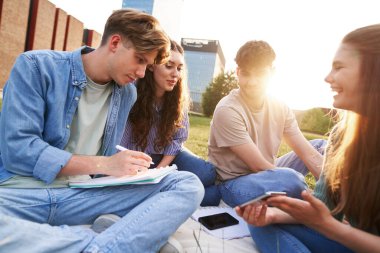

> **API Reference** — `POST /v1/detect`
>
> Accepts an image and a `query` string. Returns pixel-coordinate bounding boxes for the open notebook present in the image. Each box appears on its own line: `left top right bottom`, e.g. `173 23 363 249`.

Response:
69 164 177 188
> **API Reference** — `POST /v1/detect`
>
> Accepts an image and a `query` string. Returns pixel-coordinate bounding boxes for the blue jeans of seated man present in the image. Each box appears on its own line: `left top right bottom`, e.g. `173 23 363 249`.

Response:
151 147 221 206
249 224 353 253
219 139 326 207
0 215 96 253
0 171 204 253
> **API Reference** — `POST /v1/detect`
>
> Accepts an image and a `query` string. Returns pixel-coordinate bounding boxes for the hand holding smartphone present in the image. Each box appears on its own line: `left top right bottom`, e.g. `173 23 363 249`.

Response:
238 191 287 207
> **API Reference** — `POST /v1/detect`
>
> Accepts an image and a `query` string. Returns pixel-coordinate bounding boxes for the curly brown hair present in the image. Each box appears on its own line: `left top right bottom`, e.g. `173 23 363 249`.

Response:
128 40 189 152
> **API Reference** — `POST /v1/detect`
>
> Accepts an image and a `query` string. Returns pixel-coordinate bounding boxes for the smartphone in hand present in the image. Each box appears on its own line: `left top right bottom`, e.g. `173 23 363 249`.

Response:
238 191 287 207
198 212 239 230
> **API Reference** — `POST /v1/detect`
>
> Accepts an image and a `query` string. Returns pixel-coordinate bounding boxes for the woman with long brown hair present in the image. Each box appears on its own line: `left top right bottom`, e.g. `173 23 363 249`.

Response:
236 24 380 252
121 40 220 206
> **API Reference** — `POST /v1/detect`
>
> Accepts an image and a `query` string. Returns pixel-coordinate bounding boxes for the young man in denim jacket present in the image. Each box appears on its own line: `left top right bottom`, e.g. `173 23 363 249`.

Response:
0 9 203 253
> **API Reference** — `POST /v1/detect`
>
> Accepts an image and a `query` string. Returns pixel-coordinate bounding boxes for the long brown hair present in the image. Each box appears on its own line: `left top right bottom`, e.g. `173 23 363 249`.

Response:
324 24 380 233
128 40 190 152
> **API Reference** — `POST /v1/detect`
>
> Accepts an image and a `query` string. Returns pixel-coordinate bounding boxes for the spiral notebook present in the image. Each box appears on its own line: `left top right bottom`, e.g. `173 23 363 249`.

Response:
69 164 177 188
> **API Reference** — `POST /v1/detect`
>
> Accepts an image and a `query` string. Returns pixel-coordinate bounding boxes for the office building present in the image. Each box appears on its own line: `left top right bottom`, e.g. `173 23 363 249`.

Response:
181 38 225 112
122 0 183 41
122 1 226 112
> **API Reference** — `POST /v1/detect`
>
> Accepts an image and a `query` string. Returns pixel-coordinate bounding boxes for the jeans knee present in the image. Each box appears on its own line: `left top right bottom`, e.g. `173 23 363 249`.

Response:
175 171 205 206
248 224 277 248
310 139 327 154
276 168 307 198
202 165 217 186
249 224 266 239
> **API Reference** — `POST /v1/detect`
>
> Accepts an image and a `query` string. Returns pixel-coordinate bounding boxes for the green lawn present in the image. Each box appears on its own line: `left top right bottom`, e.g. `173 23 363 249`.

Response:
185 114 211 160
186 114 327 189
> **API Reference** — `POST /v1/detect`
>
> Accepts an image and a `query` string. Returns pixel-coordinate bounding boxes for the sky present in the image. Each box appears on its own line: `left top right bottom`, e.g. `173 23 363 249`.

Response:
49 0 380 110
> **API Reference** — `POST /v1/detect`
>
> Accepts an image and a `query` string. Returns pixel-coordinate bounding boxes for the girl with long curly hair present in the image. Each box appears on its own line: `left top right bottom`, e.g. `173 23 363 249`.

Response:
121 40 221 206
236 24 380 252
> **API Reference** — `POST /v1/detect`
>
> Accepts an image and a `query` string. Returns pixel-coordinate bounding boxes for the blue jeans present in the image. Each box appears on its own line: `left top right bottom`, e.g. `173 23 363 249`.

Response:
250 224 353 253
0 215 95 253
219 139 326 207
152 147 220 206
0 171 204 253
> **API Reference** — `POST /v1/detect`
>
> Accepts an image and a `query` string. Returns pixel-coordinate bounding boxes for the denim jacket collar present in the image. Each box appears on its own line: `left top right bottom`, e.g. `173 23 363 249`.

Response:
71 46 93 89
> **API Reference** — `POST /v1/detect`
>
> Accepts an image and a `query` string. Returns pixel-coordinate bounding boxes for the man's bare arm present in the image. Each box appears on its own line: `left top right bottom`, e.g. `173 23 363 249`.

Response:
230 141 275 172
284 133 323 179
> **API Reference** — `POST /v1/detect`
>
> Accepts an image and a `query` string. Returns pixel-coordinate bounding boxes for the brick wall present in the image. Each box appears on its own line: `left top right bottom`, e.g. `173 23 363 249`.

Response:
26 0 56 50
51 8 67 50
0 0 3 27
83 29 102 48
91 30 102 48
64 15 84 51
0 0 30 89
0 0 101 90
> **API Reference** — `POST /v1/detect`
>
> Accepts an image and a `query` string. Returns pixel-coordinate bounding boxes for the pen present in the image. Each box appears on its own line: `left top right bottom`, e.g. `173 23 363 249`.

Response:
115 145 154 165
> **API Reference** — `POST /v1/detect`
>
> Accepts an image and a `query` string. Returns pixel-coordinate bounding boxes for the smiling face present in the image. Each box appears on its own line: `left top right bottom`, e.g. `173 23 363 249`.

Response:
325 43 362 112
108 36 157 85
151 50 184 97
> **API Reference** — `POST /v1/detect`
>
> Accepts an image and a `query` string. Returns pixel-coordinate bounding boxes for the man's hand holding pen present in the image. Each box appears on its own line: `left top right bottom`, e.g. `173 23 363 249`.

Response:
99 145 153 176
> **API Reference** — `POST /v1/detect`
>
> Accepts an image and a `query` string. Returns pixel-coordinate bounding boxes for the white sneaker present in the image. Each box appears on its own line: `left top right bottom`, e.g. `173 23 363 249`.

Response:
90 214 121 233
159 236 184 253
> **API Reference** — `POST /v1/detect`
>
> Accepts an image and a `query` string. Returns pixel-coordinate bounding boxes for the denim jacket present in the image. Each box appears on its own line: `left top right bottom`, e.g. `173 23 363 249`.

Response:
0 47 136 184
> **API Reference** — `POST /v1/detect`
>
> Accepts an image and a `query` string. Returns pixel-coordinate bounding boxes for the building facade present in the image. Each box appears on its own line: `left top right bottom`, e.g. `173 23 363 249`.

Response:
181 38 225 112
122 1 225 113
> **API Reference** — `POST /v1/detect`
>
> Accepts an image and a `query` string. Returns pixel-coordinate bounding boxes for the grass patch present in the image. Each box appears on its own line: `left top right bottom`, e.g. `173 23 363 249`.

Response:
186 114 327 189
303 131 328 141
186 114 211 160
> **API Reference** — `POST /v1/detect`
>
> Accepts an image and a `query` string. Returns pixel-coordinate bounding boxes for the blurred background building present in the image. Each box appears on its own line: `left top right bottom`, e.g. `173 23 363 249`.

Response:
122 0 225 112
181 38 225 112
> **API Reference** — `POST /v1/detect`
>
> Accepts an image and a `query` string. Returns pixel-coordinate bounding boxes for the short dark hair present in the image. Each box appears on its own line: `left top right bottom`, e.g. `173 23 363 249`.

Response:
235 40 276 71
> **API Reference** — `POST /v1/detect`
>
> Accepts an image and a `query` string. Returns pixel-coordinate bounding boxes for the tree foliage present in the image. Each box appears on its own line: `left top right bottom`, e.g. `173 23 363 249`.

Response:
201 71 238 117
299 108 334 135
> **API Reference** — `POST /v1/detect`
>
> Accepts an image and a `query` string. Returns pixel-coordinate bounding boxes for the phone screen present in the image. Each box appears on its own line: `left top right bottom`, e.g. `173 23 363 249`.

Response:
198 212 239 230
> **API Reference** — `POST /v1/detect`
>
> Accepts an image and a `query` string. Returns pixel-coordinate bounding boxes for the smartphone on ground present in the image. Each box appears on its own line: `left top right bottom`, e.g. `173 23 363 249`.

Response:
198 212 239 230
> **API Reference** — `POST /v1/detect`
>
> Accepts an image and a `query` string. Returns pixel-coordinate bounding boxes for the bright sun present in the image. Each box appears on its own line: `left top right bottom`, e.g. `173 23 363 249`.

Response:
266 52 335 111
